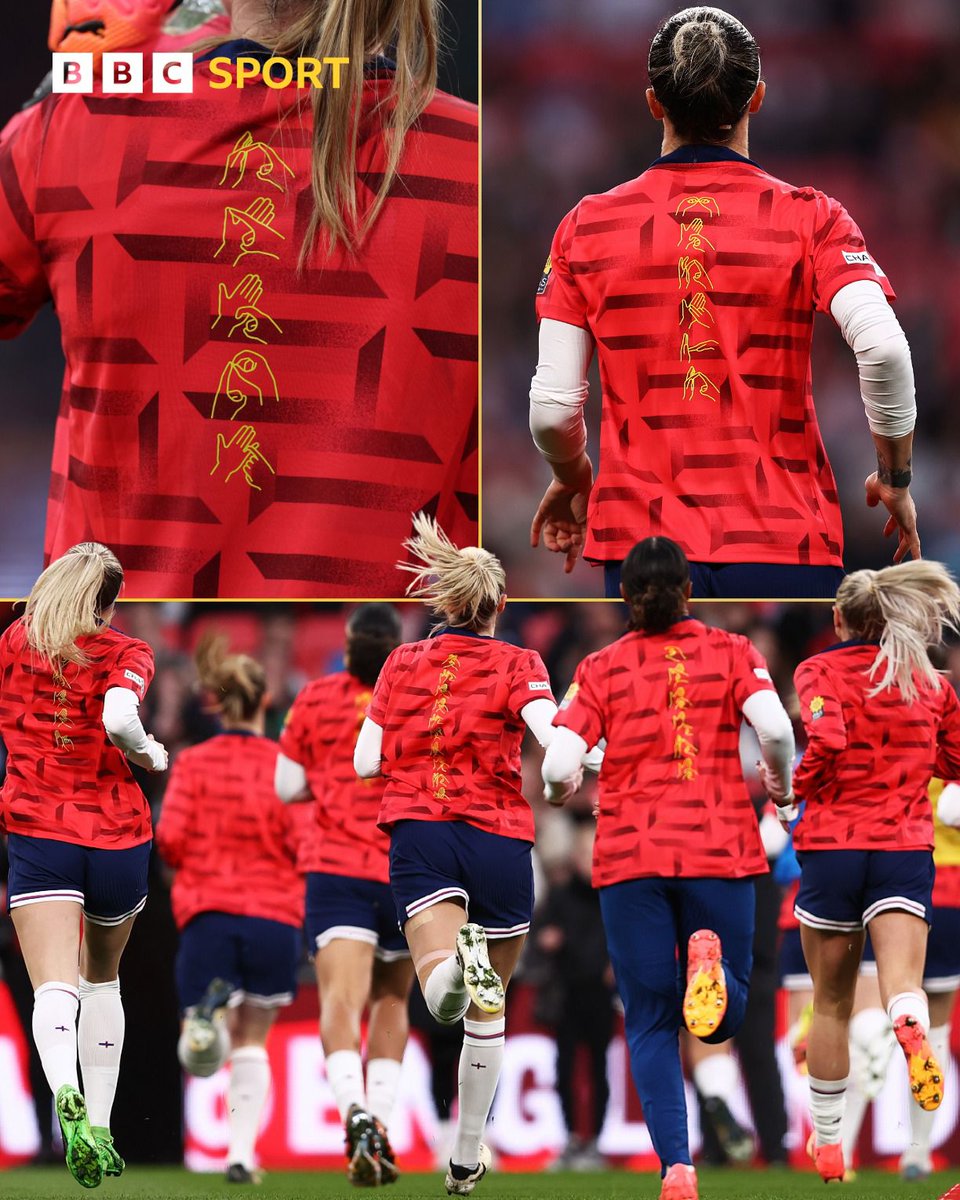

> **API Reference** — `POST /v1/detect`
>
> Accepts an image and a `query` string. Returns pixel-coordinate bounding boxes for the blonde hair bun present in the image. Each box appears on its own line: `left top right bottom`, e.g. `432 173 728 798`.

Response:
398 512 505 629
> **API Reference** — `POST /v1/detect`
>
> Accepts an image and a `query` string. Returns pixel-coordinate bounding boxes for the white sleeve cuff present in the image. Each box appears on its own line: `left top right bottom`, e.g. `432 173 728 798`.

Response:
529 318 594 465
102 686 164 771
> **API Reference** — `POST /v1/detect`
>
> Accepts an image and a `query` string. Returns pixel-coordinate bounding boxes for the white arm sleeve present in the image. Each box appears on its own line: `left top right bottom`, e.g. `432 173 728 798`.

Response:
354 718 384 779
830 280 916 438
102 686 165 771
937 782 960 829
529 318 594 465
542 726 590 785
520 697 560 748
275 752 309 803
742 690 795 798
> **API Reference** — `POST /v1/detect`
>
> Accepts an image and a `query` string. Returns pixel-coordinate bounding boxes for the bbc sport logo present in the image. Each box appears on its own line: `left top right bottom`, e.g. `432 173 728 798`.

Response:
52 53 349 95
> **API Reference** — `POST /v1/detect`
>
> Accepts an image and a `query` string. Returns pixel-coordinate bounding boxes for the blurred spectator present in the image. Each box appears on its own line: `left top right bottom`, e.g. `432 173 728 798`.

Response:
532 819 616 1170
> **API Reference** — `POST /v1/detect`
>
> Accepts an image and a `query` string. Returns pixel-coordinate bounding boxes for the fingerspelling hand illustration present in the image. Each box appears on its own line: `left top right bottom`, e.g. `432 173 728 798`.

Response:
210 424 276 491
216 197 285 267
220 132 295 194
213 274 283 344
211 351 280 420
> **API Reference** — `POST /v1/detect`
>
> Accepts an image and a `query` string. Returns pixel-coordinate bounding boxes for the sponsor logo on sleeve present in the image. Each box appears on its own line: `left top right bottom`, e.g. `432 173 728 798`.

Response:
528 680 551 692
753 668 772 681
124 669 145 690
842 250 871 266
558 681 579 710
536 255 552 296
810 695 825 721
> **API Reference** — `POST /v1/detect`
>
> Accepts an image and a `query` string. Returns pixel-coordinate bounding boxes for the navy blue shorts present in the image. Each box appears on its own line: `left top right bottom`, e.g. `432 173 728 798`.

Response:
389 820 534 939
603 561 844 601
6 833 151 926
795 849 934 933
176 912 301 1011
778 927 812 990
860 906 960 993
306 872 408 961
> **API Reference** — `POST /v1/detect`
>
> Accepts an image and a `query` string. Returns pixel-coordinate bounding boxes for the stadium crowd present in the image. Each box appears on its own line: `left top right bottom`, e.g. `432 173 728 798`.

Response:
483 0 960 595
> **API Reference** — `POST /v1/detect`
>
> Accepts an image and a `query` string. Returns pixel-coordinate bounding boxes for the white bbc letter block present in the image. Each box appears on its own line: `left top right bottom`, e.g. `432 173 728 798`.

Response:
52 54 93 94
153 53 194 94
102 53 144 94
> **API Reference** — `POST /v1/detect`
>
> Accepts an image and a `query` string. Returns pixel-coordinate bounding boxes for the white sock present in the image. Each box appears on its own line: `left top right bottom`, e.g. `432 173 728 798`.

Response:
325 1048 366 1122
33 983 80 1095
178 1012 231 1078
77 978 124 1129
424 956 468 1025
692 1051 739 1104
840 1078 869 1163
227 1046 271 1170
366 1057 403 1128
453 1016 505 1168
904 1023 950 1164
809 1074 848 1146
887 991 930 1030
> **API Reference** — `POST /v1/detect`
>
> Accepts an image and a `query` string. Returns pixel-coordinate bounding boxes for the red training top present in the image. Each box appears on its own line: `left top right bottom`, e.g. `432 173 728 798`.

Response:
280 670 389 884
536 147 894 568
371 629 554 843
792 642 960 852
0 56 477 598
155 731 304 929
0 618 154 848
554 617 774 886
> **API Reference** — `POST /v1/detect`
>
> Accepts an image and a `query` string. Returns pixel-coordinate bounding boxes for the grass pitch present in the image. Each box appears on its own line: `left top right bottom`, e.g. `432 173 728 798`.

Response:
3 1166 959 1200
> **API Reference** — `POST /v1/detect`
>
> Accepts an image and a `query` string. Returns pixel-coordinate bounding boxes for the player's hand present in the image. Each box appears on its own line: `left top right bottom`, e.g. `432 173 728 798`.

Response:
864 473 921 563
531 480 591 574
544 768 583 806
129 735 167 773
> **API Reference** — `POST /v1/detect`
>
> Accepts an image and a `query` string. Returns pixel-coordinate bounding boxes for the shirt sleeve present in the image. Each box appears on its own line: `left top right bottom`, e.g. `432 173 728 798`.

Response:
368 650 397 726
730 635 777 711
934 685 960 782
154 757 193 869
535 204 590 331
507 649 555 718
812 194 896 315
552 657 605 750
0 105 51 338
278 692 311 769
791 658 848 802
105 640 156 703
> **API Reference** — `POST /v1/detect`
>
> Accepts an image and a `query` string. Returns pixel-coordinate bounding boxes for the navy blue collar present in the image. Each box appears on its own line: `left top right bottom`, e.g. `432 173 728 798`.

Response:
431 626 494 641
820 638 881 655
650 144 760 169
198 40 395 75
219 729 262 738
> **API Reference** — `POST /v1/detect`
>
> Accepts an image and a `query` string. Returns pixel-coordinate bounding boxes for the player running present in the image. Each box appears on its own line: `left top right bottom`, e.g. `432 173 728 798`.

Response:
155 635 303 1185
530 6 917 599
0 0 477 598
542 536 795 1200
275 603 414 1187
0 543 166 1190
771 562 960 1183
353 516 586 1196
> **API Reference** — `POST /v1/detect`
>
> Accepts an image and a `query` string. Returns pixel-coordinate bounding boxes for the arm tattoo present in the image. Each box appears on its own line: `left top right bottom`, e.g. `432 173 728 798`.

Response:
877 452 912 490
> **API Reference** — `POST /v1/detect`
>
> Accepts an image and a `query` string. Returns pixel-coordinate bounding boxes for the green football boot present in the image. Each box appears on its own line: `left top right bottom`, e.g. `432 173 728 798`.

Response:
55 1085 103 1189
92 1127 124 1177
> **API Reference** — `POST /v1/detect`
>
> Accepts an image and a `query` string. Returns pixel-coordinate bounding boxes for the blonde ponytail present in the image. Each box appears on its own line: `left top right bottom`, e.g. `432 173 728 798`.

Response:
195 633 268 722
836 562 960 704
267 0 439 260
399 512 505 630
23 543 123 666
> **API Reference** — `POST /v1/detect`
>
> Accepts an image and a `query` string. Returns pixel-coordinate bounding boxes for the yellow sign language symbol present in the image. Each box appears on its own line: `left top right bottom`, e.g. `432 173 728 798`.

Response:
220 132 296 193
676 196 721 218
677 217 715 251
682 366 720 403
680 333 721 362
216 197 285 267
212 351 280 419
678 256 714 290
213 274 283 345
211 423 276 491
680 292 714 329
